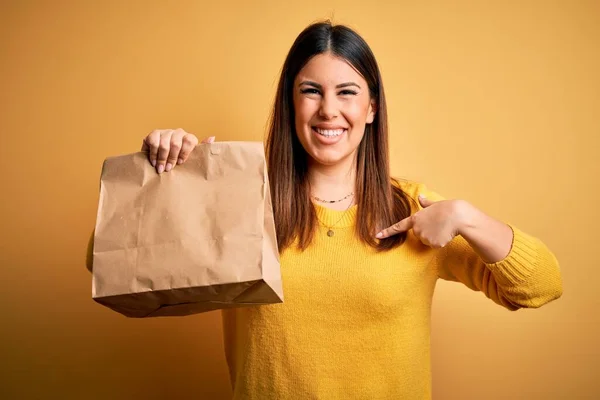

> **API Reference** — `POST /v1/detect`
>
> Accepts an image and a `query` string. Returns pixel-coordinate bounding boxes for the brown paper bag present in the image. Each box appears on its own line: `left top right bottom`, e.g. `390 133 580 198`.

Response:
91 141 283 317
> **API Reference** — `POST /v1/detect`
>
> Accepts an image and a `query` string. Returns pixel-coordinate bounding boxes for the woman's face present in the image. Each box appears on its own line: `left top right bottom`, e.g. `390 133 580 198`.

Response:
293 52 375 167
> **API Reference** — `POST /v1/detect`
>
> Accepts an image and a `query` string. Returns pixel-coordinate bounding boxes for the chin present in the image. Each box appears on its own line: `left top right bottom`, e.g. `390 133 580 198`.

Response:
307 149 352 167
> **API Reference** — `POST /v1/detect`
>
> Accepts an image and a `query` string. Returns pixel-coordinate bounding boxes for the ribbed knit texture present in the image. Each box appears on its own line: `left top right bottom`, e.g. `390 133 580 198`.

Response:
221 181 563 399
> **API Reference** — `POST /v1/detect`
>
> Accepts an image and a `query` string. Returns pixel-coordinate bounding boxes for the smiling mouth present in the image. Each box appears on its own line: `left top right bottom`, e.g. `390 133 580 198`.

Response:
312 127 347 137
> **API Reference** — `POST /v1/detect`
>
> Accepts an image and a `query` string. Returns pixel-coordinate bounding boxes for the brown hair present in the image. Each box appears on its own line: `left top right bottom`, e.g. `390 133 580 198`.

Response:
265 21 414 252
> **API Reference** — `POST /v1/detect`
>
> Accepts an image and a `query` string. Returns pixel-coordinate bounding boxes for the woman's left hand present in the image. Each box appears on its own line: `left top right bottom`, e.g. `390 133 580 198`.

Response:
375 195 471 248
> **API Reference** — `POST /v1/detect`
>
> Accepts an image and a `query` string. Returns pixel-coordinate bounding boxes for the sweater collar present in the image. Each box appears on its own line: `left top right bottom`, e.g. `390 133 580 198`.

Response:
313 202 357 228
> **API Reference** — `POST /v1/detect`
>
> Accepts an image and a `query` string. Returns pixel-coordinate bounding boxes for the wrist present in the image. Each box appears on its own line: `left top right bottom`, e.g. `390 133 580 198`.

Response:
453 199 479 236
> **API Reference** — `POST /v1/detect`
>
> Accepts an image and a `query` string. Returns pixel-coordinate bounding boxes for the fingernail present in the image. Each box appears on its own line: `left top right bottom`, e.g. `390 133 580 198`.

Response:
419 194 426 199
177 158 184 165
209 136 215 143
157 164 164 174
151 159 156 167
165 163 173 172
376 232 383 239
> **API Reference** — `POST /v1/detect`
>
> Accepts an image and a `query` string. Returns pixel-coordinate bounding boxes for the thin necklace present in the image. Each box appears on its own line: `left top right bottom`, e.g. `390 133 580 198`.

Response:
315 195 355 237
312 192 354 204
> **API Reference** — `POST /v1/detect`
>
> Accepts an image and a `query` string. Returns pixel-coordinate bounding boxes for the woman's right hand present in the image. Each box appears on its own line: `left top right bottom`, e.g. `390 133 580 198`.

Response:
141 128 215 173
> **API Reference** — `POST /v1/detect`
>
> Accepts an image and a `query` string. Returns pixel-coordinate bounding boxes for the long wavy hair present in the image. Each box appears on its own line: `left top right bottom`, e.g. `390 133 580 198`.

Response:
265 21 414 252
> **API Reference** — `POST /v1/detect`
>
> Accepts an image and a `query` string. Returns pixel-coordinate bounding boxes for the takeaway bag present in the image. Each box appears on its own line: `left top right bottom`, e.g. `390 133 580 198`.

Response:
91 141 283 317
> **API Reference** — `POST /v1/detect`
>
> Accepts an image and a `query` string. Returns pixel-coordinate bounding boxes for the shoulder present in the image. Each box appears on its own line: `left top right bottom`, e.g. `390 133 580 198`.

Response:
391 178 421 198
391 178 446 203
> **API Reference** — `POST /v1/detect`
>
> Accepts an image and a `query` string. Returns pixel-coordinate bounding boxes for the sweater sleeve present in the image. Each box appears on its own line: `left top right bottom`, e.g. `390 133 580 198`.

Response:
432 227 563 310
402 181 563 311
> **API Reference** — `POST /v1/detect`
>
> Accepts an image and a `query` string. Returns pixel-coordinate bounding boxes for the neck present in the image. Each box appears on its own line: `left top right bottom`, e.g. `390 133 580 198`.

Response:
308 154 357 203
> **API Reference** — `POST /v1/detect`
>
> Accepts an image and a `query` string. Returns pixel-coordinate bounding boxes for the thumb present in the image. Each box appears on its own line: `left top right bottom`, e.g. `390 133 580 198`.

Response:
418 194 435 208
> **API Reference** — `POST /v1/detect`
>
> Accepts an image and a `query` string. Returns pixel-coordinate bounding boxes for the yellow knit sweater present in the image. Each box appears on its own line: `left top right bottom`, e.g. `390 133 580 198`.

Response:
221 181 563 399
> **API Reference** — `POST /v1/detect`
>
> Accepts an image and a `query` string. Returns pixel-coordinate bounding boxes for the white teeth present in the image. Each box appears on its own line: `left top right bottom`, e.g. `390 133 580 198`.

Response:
315 128 345 137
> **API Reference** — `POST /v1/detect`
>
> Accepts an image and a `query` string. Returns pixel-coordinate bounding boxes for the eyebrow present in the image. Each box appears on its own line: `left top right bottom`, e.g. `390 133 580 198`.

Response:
299 80 361 90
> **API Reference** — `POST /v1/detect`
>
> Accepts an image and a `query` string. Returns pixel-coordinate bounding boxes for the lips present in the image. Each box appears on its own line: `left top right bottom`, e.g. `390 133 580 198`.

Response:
310 126 347 146
312 127 347 137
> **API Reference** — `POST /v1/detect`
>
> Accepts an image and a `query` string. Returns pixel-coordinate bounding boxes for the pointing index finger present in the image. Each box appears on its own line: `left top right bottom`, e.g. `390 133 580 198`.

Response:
375 216 415 239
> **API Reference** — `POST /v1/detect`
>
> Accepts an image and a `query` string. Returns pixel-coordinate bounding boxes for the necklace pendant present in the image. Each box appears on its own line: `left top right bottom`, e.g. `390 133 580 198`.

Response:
327 229 335 237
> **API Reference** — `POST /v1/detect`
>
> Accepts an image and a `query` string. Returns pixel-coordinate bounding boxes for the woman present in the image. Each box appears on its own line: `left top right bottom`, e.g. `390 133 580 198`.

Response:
141 21 562 400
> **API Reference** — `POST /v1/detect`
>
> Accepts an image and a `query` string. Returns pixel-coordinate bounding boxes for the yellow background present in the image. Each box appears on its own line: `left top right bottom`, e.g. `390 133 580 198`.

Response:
1 1 598 398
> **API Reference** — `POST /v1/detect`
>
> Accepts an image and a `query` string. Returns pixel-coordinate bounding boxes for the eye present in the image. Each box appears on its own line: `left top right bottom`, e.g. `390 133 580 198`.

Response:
300 88 320 95
338 89 358 96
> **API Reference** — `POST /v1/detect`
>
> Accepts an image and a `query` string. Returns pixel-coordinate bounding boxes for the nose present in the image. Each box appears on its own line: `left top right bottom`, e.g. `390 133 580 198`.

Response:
318 93 339 120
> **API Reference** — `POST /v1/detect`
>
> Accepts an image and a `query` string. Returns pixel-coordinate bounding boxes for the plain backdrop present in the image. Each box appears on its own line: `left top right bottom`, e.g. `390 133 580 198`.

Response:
1 1 598 399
